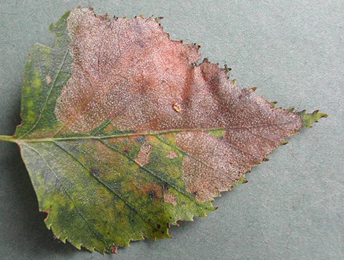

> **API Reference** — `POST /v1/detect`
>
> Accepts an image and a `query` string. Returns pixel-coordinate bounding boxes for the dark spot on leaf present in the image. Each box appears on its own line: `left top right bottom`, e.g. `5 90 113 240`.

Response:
91 168 100 175
136 40 145 48
136 136 146 144
148 189 156 199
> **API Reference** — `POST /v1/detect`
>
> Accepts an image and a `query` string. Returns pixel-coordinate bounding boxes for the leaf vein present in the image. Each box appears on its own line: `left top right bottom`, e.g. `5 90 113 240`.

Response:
155 134 216 171
99 139 202 205
52 141 157 230
23 143 107 248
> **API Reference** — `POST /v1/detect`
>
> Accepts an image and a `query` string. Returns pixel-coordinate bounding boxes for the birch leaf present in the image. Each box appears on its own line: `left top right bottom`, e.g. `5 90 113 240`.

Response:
0 7 327 253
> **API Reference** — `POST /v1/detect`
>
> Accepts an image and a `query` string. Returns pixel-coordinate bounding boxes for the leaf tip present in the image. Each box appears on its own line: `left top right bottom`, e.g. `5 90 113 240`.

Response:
300 110 328 128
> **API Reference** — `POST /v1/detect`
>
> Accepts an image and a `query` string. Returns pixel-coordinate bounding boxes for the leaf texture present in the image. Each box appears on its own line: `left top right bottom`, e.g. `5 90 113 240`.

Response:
9 7 326 253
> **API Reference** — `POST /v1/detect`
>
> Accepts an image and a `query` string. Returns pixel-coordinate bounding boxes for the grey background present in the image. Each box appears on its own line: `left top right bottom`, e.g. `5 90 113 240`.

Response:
0 0 343 259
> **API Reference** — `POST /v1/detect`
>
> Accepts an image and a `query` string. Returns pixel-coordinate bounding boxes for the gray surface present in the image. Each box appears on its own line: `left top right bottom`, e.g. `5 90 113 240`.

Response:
0 1 343 259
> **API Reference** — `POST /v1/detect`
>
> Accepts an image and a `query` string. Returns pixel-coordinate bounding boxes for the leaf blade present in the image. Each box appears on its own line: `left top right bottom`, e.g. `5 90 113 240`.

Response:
9 7 326 253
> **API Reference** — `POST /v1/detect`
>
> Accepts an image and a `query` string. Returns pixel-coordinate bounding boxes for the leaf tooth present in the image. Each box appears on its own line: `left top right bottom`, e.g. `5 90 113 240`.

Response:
154 16 164 24
282 140 289 145
224 64 231 74
110 245 119 254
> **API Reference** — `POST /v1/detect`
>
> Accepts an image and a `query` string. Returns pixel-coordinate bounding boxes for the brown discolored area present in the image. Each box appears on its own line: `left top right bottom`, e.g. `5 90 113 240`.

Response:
55 7 202 132
143 184 163 201
55 7 303 202
166 151 179 159
134 144 153 167
164 192 177 206
176 132 256 201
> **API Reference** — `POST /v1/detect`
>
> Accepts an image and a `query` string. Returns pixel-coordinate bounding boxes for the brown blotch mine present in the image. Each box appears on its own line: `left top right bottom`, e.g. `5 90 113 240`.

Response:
55 7 303 203
166 151 178 159
164 192 177 206
135 144 153 167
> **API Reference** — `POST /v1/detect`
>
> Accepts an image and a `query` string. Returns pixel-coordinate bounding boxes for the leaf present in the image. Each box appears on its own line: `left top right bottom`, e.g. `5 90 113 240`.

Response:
0 7 326 253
